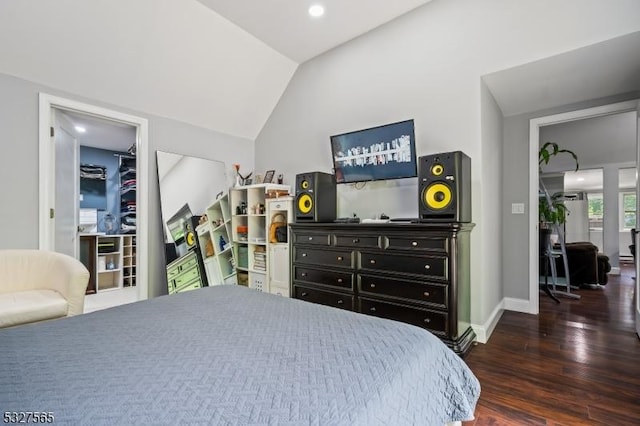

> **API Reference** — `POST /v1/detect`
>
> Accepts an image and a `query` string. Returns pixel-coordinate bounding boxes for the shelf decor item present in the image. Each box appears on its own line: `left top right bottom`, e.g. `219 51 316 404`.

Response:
233 163 253 186
263 169 275 184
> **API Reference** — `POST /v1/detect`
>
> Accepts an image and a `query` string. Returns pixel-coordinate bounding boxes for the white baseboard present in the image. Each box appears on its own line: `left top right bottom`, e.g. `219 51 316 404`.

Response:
471 301 505 344
610 266 621 275
503 297 535 314
472 297 534 344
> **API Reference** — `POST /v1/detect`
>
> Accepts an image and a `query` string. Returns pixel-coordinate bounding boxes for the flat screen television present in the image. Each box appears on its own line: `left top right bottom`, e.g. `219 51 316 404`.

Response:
330 119 417 184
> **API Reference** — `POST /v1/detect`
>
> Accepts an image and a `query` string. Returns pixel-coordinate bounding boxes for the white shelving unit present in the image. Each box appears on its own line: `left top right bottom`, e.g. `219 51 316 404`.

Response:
230 184 290 292
197 192 237 285
267 196 293 297
79 234 135 292
96 235 123 292
122 235 136 287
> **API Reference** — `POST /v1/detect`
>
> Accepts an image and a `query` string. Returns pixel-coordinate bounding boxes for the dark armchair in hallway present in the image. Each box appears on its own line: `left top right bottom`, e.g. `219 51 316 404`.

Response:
554 242 611 287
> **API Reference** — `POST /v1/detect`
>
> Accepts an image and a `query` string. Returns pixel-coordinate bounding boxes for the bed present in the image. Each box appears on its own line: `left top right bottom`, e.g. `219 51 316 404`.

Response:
1 285 479 425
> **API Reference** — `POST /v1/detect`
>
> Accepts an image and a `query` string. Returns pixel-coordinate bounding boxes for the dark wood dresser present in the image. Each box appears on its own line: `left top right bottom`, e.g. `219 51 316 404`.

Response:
290 222 475 357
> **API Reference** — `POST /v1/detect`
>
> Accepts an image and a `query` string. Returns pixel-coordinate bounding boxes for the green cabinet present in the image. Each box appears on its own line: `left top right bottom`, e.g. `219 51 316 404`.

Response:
167 251 205 294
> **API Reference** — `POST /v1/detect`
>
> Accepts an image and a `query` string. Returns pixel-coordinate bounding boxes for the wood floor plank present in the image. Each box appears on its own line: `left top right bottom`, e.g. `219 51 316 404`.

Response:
463 265 640 425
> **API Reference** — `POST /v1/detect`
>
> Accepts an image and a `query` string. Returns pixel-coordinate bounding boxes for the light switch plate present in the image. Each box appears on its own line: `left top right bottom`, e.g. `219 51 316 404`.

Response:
511 203 525 214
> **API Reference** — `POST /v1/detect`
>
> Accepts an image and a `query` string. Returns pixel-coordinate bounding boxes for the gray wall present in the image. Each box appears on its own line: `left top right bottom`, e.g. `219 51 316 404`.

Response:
254 2 487 328
501 92 639 300
253 0 640 333
480 80 504 324
0 72 254 298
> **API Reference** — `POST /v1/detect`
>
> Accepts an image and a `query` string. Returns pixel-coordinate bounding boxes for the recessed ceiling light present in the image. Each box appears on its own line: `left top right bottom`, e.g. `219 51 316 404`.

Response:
308 4 325 18
577 177 585 181
75 126 86 133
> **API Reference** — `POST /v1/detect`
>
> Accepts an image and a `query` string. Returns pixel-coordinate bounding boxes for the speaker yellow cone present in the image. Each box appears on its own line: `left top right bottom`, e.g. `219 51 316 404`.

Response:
298 193 313 214
301 180 309 190
424 183 452 209
186 232 195 246
431 164 444 176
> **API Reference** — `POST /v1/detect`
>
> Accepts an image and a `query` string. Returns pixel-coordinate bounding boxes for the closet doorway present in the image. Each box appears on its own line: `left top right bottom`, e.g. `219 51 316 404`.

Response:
38 94 149 308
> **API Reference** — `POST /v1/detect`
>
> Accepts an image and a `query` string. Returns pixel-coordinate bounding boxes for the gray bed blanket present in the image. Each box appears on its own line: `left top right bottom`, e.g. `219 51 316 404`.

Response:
1 285 479 425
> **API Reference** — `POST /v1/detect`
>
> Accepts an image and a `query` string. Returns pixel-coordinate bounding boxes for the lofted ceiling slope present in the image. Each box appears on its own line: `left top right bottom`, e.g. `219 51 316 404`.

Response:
483 31 640 117
196 0 434 63
0 0 297 140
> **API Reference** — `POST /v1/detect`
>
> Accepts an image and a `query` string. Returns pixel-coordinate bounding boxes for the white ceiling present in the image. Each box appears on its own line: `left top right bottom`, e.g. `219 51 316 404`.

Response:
0 0 297 141
483 31 640 117
60 110 137 153
196 0 433 63
563 167 636 192
541 111 637 192
0 1 637 144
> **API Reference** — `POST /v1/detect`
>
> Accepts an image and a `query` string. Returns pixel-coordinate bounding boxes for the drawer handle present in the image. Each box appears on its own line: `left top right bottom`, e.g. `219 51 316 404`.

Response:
301 273 308 277
423 291 430 297
425 264 430 270
424 318 431 324
337 299 343 304
301 292 308 297
370 283 376 288
337 278 343 283
412 241 418 246
353 238 359 243
370 307 377 312
370 259 376 264
337 256 343 261
302 253 307 257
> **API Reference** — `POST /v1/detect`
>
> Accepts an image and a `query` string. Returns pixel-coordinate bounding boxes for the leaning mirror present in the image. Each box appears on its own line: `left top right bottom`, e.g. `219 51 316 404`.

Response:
156 151 236 295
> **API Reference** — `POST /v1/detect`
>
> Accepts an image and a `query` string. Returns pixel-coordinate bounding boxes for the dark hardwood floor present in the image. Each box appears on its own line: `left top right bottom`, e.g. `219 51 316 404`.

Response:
463 264 640 425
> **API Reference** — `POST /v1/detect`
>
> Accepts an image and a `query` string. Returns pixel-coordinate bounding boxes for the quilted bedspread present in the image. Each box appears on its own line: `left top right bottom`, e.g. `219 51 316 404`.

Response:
1 285 479 425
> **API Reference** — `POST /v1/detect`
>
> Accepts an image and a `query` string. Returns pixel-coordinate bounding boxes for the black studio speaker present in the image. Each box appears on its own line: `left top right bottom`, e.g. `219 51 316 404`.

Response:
183 217 198 250
295 172 337 223
418 151 471 222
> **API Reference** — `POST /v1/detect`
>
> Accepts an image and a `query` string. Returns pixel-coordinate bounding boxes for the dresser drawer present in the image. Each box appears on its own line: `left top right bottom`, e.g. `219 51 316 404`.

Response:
386 235 448 252
167 266 180 280
359 297 448 335
175 253 198 270
360 252 447 280
294 266 353 290
359 274 447 308
174 276 202 293
294 247 353 268
293 232 331 246
334 234 380 249
294 285 354 311
174 265 200 287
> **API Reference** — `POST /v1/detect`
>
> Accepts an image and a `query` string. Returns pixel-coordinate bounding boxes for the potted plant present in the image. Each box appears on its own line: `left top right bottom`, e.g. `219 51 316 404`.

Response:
538 142 579 228
538 142 579 257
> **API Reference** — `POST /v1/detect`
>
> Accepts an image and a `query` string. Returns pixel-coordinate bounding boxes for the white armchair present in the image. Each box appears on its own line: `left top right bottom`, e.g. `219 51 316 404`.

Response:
0 249 90 328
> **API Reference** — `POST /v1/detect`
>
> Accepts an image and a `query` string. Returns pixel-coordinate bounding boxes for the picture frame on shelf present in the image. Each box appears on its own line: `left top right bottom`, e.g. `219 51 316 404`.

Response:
263 170 275 184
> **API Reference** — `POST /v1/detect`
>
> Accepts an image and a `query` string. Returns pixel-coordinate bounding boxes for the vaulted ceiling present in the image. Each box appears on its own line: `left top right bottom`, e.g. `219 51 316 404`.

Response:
0 1 637 142
196 0 433 63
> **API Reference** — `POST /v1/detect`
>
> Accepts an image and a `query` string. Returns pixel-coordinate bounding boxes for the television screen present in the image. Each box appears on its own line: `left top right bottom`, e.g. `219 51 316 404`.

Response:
330 119 417 184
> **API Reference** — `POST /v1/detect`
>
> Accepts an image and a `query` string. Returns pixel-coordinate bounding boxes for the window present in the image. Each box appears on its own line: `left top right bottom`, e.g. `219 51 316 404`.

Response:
621 192 636 230
587 193 603 230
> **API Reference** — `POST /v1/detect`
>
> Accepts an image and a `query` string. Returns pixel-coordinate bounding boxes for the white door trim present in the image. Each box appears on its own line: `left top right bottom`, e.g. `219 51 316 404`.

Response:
39 93 149 301
528 99 639 315
635 104 640 338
